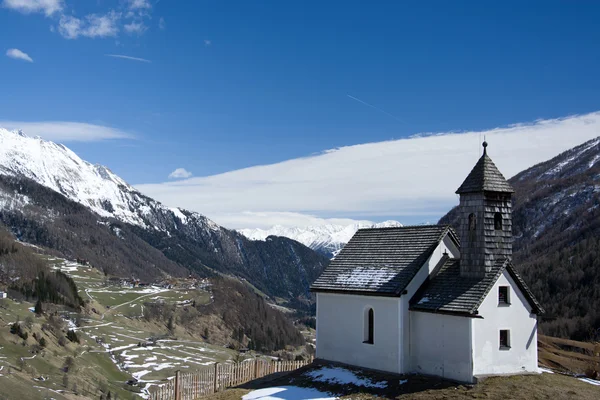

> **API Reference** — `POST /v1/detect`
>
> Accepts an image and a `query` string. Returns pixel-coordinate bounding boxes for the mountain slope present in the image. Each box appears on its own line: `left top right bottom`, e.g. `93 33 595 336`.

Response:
0 129 329 301
239 221 402 258
440 136 600 340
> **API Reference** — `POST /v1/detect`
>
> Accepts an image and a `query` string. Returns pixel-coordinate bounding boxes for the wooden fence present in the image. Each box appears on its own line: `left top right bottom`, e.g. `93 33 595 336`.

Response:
538 334 600 374
149 358 313 400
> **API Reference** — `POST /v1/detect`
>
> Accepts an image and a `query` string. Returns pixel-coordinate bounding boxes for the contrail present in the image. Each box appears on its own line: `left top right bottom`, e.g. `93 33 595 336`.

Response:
105 54 152 63
347 94 407 124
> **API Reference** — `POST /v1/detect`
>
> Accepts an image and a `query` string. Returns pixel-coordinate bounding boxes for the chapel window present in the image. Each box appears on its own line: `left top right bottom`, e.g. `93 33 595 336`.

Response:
500 329 511 349
499 286 510 305
364 308 374 344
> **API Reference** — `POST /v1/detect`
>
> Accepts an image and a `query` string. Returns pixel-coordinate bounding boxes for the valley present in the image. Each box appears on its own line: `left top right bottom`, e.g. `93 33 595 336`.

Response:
0 254 308 400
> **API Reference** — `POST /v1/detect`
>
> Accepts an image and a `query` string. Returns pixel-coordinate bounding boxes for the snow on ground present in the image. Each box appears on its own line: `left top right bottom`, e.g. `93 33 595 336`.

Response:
306 367 387 388
538 367 554 374
578 377 600 386
242 386 337 400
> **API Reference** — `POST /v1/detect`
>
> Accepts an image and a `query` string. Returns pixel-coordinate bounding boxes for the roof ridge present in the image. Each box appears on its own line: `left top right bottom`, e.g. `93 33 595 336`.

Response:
357 223 447 231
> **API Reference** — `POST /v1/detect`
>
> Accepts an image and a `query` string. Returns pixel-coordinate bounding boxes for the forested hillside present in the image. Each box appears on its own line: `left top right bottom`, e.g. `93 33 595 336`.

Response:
0 129 329 303
440 137 600 340
0 227 83 309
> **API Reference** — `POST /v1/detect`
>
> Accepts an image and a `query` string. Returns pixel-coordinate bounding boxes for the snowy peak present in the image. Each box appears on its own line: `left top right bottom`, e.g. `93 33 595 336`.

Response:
0 128 217 232
238 220 403 258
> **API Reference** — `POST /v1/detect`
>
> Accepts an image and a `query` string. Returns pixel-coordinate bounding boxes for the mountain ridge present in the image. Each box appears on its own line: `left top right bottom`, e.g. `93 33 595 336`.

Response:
238 220 403 258
0 128 329 303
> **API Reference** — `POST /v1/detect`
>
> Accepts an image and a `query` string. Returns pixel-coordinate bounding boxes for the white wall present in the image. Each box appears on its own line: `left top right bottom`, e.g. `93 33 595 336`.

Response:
471 270 538 376
316 292 401 373
410 311 474 382
400 234 460 372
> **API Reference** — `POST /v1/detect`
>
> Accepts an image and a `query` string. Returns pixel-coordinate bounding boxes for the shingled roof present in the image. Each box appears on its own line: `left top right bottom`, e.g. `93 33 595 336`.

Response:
410 257 544 316
456 143 514 194
310 225 458 296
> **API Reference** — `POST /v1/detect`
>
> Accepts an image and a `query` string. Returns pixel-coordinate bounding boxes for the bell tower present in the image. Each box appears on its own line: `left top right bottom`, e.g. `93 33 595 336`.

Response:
456 142 514 278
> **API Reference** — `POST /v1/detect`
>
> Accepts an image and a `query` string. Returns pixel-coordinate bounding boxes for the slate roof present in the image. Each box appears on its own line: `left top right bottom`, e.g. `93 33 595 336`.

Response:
456 149 514 194
410 257 544 315
310 225 458 296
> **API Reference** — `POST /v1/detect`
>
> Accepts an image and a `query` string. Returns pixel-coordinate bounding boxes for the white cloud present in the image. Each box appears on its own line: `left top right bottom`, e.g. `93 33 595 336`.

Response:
124 21 147 35
136 112 600 229
128 0 151 10
0 121 134 142
2 0 63 16
168 168 193 179
105 54 151 63
6 48 33 62
158 17 166 30
58 11 121 39
204 39 212 46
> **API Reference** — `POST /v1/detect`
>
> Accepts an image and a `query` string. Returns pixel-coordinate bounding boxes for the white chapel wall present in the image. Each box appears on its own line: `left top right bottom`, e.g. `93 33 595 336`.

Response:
471 270 539 376
400 234 460 372
410 311 474 382
316 292 401 373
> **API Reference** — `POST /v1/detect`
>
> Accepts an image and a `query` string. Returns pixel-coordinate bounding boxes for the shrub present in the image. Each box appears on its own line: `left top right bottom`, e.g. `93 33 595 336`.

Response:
66 329 79 344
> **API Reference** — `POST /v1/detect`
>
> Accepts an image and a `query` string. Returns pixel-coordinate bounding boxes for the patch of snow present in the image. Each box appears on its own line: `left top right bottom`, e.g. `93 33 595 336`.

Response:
306 367 387 389
578 377 600 386
538 367 554 374
418 297 430 304
242 386 337 400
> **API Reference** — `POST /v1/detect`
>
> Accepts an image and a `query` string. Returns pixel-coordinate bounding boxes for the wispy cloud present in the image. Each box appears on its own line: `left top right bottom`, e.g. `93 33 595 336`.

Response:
58 11 121 39
2 0 63 16
136 112 600 229
105 54 151 63
204 39 212 46
6 48 33 62
0 121 135 142
124 21 146 35
168 168 193 179
347 94 407 124
158 17 166 30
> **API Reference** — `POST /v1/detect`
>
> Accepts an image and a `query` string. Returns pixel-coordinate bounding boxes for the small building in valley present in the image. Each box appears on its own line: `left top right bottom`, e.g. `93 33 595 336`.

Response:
311 142 544 383
0 291 6 299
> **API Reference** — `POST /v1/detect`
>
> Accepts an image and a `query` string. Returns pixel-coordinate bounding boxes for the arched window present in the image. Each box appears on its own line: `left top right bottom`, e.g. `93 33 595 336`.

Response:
494 212 502 230
364 308 374 344
468 213 476 231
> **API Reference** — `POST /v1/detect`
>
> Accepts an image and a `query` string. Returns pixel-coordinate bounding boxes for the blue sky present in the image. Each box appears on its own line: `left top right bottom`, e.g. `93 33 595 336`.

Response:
2 1 600 228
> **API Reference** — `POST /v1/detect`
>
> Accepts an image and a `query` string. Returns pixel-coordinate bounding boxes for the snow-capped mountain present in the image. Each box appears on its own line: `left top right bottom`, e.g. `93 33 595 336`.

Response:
239 220 402 258
0 128 329 299
0 128 214 230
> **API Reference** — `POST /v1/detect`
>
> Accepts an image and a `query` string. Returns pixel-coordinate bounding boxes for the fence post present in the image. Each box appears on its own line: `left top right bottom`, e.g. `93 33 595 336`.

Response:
174 370 181 400
254 358 259 379
213 362 219 393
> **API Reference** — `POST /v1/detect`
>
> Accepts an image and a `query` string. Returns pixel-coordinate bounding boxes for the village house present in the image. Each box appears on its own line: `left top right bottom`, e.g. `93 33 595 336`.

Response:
311 142 544 383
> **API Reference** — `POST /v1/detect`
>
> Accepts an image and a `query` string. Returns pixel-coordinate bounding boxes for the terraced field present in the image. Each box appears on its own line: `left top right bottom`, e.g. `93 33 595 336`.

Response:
0 258 238 399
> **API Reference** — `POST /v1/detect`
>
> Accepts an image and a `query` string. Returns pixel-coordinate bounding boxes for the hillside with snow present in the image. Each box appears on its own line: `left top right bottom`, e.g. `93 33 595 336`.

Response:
0 128 329 300
239 220 402 258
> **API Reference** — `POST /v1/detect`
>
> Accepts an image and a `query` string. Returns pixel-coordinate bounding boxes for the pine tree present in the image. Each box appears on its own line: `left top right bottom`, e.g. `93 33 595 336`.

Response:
34 299 43 315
